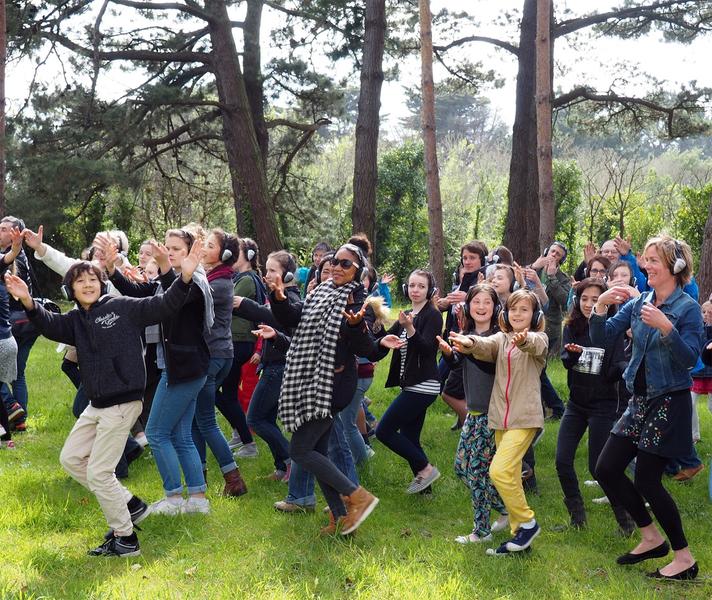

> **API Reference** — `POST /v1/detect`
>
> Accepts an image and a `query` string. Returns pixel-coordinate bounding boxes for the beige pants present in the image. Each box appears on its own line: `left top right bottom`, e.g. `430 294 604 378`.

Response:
60 400 142 536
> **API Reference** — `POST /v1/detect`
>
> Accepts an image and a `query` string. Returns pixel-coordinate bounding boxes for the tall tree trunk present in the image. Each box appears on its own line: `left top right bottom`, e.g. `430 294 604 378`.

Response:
503 0 539 263
243 0 268 163
0 0 6 217
697 188 712 302
351 0 385 260
536 0 554 248
419 0 445 291
205 0 281 255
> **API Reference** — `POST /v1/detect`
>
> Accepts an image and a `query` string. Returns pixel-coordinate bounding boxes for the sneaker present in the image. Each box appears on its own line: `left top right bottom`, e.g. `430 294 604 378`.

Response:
490 515 509 533
341 486 379 535
1 440 16 450
505 521 541 551
7 402 25 423
128 497 151 525
181 497 210 514
406 466 441 494
591 495 610 505
227 431 243 450
274 500 315 513
150 497 185 516
583 480 600 487
486 542 533 556
455 532 493 544
88 534 140 557
365 446 376 460
134 432 149 448
236 442 258 458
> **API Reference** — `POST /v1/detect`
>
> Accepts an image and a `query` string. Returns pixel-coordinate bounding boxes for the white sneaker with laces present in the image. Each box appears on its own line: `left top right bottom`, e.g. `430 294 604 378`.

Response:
182 497 210 514
236 442 258 458
490 515 509 533
150 497 185 516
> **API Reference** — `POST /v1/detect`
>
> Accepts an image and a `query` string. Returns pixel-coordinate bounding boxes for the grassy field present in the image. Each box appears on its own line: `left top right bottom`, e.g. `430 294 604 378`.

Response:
1 337 712 599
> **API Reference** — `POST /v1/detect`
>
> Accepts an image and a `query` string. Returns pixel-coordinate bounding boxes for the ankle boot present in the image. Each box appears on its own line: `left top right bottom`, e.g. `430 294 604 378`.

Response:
564 495 586 528
222 468 247 497
611 504 636 537
341 486 379 535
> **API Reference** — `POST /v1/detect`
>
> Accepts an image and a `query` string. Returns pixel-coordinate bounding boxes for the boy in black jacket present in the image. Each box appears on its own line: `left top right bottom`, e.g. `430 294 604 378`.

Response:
4 241 200 557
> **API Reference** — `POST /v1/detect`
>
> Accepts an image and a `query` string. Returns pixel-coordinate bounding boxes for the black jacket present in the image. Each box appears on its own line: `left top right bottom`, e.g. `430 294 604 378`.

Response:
109 268 209 384
377 302 442 389
27 277 191 408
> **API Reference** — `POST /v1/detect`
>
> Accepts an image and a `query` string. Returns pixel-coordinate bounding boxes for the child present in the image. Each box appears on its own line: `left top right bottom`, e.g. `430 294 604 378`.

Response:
450 289 547 555
4 241 201 557
438 284 507 543
691 301 712 442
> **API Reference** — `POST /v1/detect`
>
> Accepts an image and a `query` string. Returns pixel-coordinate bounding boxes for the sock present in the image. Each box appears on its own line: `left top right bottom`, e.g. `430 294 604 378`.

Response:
120 532 138 543
520 519 537 529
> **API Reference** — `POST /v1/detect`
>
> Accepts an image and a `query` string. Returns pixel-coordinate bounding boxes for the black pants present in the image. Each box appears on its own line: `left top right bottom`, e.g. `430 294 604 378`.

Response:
289 417 358 517
541 368 565 417
595 434 688 550
556 402 616 499
0 399 10 441
215 342 254 444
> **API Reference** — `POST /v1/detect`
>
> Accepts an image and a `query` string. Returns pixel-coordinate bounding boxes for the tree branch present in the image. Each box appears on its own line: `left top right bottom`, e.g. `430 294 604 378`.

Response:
141 109 222 147
433 35 519 57
134 133 223 170
265 117 332 131
109 0 214 23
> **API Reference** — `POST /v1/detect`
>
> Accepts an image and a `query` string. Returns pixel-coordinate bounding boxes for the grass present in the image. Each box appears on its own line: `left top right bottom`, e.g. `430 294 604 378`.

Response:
1 337 712 599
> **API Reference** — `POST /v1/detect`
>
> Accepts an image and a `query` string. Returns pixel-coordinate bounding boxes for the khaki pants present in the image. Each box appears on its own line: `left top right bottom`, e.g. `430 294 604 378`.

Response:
490 428 537 534
60 400 142 536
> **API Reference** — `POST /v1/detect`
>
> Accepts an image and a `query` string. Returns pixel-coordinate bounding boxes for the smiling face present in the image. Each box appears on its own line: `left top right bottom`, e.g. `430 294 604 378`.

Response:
600 240 619 261
319 260 333 283
702 302 712 326
579 285 602 319
508 298 534 332
202 233 222 267
330 248 359 287
608 264 633 288
72 270 103 308
165 234 189 269
469 291 495 328
138 243 153 268
407 273 430 305
643 245 674 290
461 250 482 274
491 269 512 296
588 260 607 279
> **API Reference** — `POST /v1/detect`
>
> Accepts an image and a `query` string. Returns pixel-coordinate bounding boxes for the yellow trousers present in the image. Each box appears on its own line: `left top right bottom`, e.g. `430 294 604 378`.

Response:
490 428 537 534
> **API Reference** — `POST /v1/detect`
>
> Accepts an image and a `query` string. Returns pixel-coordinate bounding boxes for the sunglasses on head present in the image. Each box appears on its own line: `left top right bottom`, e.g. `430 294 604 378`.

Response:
329 257 359 269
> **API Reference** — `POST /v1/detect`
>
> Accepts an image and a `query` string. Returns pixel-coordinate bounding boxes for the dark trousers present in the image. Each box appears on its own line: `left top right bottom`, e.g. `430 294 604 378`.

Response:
61 358 82 389
596 434 688 550
289 417 358 517
541 368 565 417
247 364 290 471
0 399 10 441
215 341 254 444
555 402 616 499
376 390 437 474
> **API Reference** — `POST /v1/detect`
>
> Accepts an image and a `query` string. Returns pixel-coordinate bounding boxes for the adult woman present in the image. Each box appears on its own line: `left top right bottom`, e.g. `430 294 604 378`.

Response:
271 244 400 534
591 236 703 580
108 228 213 515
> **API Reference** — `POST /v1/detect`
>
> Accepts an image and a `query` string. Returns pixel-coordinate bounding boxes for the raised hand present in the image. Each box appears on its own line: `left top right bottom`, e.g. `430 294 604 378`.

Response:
446 290 467 305
564 343 583 354
22 225 45 255
614 235 632 256
640 302 673 335
597 287 634 307
379 334 405 350
380 272 395 285
512 328 529 347
455 303 466 331
4 273 32 308
269 275 287 301
3 228 23 265
436 335 453 357
149 240 171 274
93 234 118 274
180 240 202 282
583 241 597 263
123 266 148 283
342 305 367 326
251 324 277 339
448 331 474 353
531 254 547 270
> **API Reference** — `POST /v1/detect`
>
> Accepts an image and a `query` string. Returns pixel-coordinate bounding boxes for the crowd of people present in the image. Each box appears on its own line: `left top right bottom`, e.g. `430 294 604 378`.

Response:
0 215 710 581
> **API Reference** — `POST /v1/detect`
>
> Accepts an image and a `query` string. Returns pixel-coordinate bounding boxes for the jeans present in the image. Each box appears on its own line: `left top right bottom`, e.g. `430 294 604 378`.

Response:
146 371 207 495
340 377 373 465
1 332 39 417
215 341 254 444
541 368 565 417
192 357 236 474
376 389 437 474
555 402 616 499
246 364 290 471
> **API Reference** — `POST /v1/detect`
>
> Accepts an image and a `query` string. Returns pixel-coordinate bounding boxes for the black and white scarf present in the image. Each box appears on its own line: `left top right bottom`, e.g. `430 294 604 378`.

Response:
278 279 359 432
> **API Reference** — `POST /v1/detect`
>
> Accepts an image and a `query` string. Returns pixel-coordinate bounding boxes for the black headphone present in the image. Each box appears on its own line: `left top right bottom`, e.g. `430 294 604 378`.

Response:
543 241 568 265
61 269 109 302
402 270 438 301
502 294 544 330
672 240 687 275
282 253 297 283
463 287 501 326
315 253 334 283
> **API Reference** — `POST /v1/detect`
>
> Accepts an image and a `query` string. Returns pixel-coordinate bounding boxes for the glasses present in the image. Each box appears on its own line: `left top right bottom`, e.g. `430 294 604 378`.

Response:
329 258 358 270
589 268 607 275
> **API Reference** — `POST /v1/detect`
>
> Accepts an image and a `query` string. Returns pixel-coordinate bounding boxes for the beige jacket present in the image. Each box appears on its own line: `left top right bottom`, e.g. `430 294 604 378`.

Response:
461 331 548 430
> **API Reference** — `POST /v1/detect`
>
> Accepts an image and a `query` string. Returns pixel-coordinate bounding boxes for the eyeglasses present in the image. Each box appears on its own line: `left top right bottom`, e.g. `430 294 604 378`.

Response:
329 258 359 270
589 268 607 275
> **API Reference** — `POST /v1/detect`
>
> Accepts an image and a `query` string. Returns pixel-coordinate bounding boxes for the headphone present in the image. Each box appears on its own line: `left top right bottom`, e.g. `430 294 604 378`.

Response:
463 286 501 326
61 269 109 302
543 241 568 265
402 270 438 301
220 234 233 263
282 253 297 283
672 240 687 275
502 294 544 331
315 253 334 283
339 243 368 282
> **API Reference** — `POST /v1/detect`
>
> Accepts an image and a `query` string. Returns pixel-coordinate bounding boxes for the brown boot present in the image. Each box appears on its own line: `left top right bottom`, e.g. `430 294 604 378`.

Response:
340 486 378 535
222 468 247 497
319 510 345 536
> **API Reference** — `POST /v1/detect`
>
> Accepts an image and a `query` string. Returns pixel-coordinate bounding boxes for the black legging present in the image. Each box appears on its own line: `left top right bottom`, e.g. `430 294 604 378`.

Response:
595 434 688 550
215 341 254 444
0 399 10 441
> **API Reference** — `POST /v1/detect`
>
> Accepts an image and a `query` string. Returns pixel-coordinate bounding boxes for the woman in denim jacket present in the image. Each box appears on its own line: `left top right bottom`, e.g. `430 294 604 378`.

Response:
589 236 704 581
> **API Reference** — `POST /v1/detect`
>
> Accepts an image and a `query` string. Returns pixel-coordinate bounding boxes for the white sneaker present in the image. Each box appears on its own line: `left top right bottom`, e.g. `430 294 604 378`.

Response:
365 446 376 459
236 442 258 458
490 515 509 533
182 497 210 514
228 431 243 450
455 532 493 544
583 480 600 487
591 495 610 505
150 497 185 516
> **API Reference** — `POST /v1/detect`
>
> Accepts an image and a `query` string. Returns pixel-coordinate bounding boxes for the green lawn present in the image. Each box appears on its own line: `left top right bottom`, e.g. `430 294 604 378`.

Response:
1 337 711 599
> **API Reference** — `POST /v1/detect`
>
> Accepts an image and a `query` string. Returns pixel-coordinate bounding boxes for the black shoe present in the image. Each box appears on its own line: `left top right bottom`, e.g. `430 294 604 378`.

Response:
505 522 541 551
89 534 140 557
105 497 150 540
616 541 669 565
125 445 144 465
647 562 698 581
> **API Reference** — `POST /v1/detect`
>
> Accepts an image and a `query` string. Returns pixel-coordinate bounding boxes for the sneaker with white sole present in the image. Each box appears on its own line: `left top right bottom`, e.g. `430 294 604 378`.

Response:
227 431 243 450
455 532 493 544
88 534 140 557
134 432 149 448
181 497 210 514
490 515 509 533
505 521 540 551
591 495 610 505
406 466 441 494
150 497 185 516
583 480 600 487
1 440 16 450
236 442 258 458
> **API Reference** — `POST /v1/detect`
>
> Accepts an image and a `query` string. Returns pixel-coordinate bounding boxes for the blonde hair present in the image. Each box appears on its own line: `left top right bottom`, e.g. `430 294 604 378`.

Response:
643 235 693 287
498 289 546 333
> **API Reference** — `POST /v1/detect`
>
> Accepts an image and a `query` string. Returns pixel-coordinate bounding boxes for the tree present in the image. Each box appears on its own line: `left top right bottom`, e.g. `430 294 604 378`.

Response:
0 0 6 216
419 0 445 291
697 185 712 302
536 0 554 249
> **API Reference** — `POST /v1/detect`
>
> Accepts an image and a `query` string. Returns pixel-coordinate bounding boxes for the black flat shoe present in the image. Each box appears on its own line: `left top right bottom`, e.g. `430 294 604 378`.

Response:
616 541 670 565
647 562 698 580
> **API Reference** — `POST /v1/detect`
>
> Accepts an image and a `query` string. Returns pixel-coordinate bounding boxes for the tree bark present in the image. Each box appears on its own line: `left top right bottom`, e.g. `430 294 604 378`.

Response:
536 0 554 248
419 0 445 291
243 0 268 163
698 188 712 303
0 0 6 217
351 0 385 259
205 0 281 255
503 0 540 263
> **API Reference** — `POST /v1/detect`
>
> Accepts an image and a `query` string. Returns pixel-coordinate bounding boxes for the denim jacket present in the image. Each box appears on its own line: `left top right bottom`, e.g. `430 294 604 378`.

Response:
589 286 704 398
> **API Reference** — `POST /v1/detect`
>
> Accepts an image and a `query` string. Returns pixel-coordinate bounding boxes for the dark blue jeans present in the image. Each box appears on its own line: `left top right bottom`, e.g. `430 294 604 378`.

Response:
1 331 39 418
246 364 290 471
215 341 254 444
541 368 565 417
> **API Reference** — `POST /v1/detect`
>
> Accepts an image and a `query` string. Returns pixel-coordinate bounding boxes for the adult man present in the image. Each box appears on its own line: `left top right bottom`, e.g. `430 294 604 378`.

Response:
531 241 571 357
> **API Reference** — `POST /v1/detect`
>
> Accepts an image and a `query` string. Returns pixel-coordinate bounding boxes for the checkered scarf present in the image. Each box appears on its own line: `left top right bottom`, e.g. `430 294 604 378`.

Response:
278 279 359 432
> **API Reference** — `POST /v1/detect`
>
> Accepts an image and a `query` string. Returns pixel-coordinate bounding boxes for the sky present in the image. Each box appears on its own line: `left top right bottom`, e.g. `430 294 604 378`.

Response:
6 0 712 133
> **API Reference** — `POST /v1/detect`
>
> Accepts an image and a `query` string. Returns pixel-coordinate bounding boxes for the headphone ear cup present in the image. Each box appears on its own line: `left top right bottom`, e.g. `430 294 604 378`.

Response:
427 286 438 300
402 283 408 298
672 257 686 274
283 271 294 284
61 284 73 302
101 281 108 296
246 248 256 261
502 307 510 329
221 248 233 263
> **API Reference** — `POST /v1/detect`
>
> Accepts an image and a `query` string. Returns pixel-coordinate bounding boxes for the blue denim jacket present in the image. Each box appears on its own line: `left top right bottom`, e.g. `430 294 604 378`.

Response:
590 287 704 398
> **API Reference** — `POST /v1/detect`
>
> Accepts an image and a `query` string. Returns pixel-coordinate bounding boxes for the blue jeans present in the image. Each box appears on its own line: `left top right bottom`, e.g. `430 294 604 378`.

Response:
340 377 373 465
541 368 565 417
285 415 359 505
192 357 236 474
1 332 39 417
246 364 290 471
147 371 207 495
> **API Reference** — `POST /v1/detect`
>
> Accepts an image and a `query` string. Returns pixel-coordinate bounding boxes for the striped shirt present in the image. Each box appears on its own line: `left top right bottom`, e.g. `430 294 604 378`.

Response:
399 329 440 395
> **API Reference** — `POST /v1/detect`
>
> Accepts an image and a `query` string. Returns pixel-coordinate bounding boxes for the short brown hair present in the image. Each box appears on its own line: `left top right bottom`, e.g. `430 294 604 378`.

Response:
461 240 488 265
62 261 106 294
644 235 693 287
498 289 546 333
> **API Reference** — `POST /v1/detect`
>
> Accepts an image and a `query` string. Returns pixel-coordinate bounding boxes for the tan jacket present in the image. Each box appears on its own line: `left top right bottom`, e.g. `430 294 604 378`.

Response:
461 331 548 430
